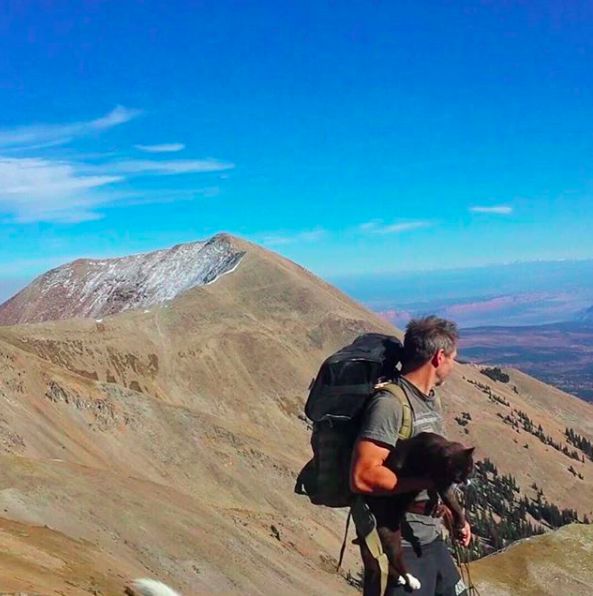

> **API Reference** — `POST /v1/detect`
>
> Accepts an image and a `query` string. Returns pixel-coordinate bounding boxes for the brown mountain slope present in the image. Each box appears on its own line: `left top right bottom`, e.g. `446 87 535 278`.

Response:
0 235 396 593
0 515 135 594
470 523 593 595
0 235 591 592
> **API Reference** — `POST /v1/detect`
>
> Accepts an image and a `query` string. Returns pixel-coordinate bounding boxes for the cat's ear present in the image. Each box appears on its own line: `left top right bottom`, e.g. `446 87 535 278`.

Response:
464 447 475 457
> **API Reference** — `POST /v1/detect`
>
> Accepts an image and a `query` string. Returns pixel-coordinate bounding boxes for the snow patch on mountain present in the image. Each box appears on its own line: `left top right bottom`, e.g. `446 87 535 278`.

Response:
0 234 246 323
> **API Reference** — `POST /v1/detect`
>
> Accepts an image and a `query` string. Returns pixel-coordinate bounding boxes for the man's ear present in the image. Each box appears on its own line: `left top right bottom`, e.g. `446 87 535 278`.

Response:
431 349 443 367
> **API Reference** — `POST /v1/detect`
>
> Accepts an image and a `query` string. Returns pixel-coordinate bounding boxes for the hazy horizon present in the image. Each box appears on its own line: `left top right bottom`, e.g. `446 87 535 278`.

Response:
3 250 593 330
329 257 593 328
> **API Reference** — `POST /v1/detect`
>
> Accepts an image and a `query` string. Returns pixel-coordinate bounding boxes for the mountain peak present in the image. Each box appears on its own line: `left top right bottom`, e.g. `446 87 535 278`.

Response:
0 234 246 325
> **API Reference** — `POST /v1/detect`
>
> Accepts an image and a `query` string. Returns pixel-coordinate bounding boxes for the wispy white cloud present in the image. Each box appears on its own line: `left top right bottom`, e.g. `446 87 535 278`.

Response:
258 220 431 247
0 154 229 223
0 157 122 223
90 106 141 129
359 220 380 232
3 137 75 153
359 220 432 234
260 228 327 246
470 205 513 215
134 143 185 153
112 158 234 175
108 187 220 208
0 108 234 224
0 106 141 149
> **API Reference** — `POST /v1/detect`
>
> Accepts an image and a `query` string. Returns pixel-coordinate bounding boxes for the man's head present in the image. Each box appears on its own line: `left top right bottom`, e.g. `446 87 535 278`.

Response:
403 316 459 386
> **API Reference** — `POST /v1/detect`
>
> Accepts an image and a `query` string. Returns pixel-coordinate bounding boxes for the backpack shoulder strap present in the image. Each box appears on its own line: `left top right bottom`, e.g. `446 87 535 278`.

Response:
374 382 413 440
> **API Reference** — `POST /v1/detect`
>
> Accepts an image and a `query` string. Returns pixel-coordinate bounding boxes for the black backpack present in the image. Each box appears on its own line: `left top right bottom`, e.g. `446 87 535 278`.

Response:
294 333 412 508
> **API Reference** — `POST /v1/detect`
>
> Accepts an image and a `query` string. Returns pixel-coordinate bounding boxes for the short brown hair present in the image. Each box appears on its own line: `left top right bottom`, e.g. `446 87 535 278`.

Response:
403 316 459 367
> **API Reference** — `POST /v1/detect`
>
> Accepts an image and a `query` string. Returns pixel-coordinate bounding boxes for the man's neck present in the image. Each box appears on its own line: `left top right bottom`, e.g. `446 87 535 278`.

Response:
401 370 435 397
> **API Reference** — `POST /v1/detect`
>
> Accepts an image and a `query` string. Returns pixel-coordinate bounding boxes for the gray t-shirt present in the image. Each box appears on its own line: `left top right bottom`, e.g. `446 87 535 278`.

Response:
357 376 444 546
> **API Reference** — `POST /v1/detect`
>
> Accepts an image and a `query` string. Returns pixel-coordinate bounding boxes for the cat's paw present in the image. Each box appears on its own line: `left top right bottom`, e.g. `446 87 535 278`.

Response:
406 573 421 590
396 575 407 585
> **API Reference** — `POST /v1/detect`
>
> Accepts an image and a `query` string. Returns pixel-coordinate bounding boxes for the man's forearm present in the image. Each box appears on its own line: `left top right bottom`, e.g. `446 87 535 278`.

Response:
350 439 433 496
391 476 434 495
352 465 432 496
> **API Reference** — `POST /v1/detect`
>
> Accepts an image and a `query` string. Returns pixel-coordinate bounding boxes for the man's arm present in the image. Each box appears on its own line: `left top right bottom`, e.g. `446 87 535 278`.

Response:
350 438 433 495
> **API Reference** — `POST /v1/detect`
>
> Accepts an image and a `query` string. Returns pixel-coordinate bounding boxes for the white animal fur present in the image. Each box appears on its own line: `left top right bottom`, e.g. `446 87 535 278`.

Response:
126 578 181 596
406 573 421 590
396 573 422 590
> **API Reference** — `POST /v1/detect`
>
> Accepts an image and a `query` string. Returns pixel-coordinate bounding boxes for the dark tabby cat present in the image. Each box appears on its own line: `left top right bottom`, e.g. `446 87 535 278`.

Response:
366 432 475 591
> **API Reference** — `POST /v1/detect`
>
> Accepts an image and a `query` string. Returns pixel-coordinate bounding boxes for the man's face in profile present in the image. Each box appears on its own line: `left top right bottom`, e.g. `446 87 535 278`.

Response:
435 346 457 387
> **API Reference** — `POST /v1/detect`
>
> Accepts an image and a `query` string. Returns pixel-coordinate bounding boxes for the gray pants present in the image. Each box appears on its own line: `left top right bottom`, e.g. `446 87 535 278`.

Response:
359 536 468 596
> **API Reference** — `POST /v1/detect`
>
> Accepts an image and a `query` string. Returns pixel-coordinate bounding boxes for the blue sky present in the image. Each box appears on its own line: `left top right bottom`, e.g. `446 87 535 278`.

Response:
2 1 593 288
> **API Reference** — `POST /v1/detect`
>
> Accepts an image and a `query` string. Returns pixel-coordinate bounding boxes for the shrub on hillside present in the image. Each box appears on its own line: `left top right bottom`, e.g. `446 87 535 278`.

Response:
481 366 510 383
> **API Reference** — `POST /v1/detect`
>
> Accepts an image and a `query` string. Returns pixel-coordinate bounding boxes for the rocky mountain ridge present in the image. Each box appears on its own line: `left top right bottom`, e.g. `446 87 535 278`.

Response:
0 233 245 325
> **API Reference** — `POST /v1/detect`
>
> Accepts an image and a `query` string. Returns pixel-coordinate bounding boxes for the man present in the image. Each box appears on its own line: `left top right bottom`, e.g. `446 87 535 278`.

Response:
350 316 471 596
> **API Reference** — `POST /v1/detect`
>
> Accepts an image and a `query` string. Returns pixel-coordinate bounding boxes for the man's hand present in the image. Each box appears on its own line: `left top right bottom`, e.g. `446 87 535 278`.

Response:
456 520 472 547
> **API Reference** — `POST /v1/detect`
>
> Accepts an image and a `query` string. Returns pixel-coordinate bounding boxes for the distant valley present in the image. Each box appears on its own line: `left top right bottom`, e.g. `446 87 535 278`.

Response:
373 287 593 328
459 321 593 402
379 304 593 403
332 261 593 402
332 259 593 327
375 295 593 403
